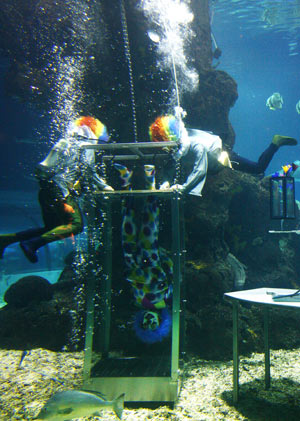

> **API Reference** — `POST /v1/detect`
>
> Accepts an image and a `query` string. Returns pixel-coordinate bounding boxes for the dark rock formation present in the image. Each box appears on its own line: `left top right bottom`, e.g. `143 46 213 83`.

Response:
183 169 300 359
182 70 238 149
0 0 237 146
0 288 74 351
4 276 53 308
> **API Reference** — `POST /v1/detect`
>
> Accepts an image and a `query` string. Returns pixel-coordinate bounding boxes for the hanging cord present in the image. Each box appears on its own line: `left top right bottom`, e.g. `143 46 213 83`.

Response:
210 3 222 59
172 54 185 185
120 0 138 143
171 53 181 114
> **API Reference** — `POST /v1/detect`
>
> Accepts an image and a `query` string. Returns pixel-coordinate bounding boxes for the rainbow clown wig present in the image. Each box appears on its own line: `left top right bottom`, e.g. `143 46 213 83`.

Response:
149 115 181 143
70 116 109 142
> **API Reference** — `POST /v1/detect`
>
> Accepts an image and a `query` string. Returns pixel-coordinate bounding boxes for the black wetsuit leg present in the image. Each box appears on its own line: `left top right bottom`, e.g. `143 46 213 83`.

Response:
230 143 278 174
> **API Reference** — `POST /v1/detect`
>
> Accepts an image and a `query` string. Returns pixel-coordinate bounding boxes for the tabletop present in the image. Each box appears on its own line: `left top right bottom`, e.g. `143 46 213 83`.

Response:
224 287 300 309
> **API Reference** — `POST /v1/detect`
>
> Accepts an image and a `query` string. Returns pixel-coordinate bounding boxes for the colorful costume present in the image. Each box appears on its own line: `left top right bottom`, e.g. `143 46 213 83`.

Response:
116 163 173 343
0 116 112 263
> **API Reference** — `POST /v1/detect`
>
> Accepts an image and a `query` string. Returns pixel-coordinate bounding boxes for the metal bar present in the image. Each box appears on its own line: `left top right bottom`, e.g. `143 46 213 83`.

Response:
94 190 176 197
232 301 239 403
264 306 270 389
82 206 98 382
99 198 112 354
102 154 170 161
269 230 300 234
171 191 181 381
83 289 96 382
85 376 178 402
179 203 186 356
82 141 179 150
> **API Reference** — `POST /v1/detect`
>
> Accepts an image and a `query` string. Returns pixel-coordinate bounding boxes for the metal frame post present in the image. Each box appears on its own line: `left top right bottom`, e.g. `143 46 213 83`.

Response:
83 203 98 382
97 197 112 355
232 301 239 404
264 306 270 389
171 191 181 381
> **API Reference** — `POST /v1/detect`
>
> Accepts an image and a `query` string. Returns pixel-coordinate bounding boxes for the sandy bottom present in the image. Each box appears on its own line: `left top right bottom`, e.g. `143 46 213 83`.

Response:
1 348 300 420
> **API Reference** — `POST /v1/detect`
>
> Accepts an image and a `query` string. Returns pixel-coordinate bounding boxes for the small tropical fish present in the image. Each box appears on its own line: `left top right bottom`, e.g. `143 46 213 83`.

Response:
35 390 125 420
282 164 292 175
273 161 300 180
266 92 283 110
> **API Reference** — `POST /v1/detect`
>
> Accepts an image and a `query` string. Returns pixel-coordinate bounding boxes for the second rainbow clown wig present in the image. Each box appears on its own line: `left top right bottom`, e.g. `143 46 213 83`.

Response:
149 115 181 143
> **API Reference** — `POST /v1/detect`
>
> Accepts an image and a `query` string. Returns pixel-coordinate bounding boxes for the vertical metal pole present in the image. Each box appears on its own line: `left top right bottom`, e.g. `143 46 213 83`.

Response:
179 201 186 356
83 205 97 382
100 197 112 354
264 306 270 389
171 191 181 381
232 301 239 404
83 277 96 382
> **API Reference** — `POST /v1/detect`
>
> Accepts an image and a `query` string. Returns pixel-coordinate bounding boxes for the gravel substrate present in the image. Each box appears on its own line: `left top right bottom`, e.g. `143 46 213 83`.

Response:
1 348 300 420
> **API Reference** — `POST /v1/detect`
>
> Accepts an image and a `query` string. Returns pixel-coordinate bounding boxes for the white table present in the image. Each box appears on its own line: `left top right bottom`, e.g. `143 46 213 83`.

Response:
224 287 300 403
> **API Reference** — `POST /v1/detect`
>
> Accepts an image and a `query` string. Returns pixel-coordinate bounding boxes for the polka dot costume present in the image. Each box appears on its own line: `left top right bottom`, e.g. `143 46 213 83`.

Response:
121 169 173 311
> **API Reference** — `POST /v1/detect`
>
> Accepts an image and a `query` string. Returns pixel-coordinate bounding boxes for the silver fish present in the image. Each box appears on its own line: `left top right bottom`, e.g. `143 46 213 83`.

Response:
266 92 283 110
35 390 125 420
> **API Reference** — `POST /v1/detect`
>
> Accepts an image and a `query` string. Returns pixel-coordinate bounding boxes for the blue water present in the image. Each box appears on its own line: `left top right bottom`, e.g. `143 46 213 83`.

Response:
212 0 300 187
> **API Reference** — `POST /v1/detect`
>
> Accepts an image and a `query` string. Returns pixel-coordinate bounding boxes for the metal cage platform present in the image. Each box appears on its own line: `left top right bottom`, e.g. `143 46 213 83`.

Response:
82 189 184 403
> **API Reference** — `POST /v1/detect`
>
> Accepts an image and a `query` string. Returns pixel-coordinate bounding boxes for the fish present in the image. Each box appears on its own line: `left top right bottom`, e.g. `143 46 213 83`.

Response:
266 92 283 110
296 100 300 114
35 389 125 420
273 161 300 180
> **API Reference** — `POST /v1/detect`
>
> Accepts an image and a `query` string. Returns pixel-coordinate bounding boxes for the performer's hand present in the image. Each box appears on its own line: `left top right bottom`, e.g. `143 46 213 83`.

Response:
170 184 184 192
159 181 170 190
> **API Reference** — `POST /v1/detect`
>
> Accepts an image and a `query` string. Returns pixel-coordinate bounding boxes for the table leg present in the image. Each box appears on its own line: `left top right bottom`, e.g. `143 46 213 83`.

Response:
264 306 270 389
233 301 239 403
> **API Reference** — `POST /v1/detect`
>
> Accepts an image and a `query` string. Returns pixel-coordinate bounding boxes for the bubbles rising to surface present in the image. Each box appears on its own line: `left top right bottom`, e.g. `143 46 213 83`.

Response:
33 0 108 142
139 0 199 108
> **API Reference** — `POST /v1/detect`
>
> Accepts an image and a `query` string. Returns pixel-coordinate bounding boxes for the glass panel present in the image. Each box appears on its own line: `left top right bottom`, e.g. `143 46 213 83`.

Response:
286 178 296 219
270 178 284 219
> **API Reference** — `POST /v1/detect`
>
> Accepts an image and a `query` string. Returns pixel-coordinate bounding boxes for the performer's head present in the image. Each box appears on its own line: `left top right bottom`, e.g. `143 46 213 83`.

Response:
68 116 109 142
149 115 183 143
133 308 172 344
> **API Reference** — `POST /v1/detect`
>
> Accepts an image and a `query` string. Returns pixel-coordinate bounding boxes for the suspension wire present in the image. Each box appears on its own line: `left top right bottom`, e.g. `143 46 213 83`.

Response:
120 0 138 143
171 53 181 112
170 51 182 185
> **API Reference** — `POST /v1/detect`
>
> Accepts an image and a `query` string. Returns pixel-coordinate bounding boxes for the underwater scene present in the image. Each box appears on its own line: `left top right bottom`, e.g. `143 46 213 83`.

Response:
2 0 300 419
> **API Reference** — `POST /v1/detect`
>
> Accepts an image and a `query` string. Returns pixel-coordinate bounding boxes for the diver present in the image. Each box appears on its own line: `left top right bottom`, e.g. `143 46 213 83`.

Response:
148 114 297 194
149 114 232 196
0 116 114 263
115 163 173 344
